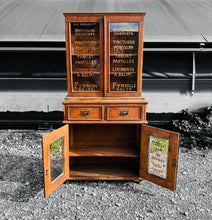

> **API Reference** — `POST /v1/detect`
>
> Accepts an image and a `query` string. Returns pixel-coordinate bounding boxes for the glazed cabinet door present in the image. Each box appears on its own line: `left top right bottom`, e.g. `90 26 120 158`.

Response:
42 125 69 197
140 125 179 191
104 15 145 97
65 16 104 96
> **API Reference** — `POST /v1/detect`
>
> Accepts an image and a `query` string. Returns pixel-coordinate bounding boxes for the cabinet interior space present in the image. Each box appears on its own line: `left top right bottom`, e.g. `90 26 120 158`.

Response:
69 124 140 179
69 158 139 180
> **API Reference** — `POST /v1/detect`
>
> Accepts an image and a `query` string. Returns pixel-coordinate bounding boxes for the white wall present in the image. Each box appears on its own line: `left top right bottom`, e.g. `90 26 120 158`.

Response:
0 90 211 113
143 91 212 113
0 91 65 112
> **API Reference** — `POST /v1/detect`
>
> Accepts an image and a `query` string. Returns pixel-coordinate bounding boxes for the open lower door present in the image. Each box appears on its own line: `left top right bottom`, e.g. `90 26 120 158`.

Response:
140 125 179 191
42 125 69 197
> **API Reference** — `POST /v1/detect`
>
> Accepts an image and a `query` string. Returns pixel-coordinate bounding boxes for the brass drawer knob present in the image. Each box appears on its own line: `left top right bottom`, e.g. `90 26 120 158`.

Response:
120 110 129 116
81 110 90 116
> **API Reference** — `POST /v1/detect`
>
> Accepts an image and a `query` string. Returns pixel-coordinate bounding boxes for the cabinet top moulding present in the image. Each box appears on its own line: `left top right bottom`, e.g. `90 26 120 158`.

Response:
64 13 146 17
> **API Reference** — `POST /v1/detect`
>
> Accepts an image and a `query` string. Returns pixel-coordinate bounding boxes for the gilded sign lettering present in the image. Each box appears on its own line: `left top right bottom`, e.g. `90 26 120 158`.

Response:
112 58 135 64
113 73 134 77
75 60 97 65
75 28 96 33
113 32 134 36
112 67 135 72
112 40 135 45
147 135 169 179
73 23 97 26
113 45 134 50
111 82 136 91
75 32 95 37
73 81 99 91
75 41 97 46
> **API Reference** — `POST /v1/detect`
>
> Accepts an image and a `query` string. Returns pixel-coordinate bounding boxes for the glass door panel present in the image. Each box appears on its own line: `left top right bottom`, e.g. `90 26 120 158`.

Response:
109 22 139 92
70 22 101 92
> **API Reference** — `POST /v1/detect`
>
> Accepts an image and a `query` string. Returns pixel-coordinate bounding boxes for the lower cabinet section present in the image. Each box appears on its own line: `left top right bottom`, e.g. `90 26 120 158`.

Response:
68 124 140 180
42 124 179 197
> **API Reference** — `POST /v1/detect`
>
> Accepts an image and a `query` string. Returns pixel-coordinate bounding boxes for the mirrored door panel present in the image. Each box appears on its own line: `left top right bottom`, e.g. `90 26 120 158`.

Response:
69 19 103 96
42 125 69 197
50 136 65 182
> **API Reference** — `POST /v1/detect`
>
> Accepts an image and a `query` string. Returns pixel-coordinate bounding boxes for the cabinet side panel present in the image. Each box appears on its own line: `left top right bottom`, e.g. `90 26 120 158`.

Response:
65 20 71 96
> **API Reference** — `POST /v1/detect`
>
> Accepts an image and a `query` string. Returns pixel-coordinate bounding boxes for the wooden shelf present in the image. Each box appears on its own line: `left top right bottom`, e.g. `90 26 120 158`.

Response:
69 145 139 157
71 54 100 56
110 54 137 56
69 164 139 180
72 72 100 74
110 72 136 74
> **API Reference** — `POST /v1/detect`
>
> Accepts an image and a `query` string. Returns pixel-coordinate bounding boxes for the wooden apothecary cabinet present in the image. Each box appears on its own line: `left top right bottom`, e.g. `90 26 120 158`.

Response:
42 13 179 197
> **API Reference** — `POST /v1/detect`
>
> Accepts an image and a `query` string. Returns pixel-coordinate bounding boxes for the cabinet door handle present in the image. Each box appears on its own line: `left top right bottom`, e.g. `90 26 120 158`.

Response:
120 110 129 116
81 111 90 116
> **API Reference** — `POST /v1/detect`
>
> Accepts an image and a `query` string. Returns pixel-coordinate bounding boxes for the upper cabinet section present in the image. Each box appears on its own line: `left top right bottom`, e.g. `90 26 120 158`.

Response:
64 13 145 97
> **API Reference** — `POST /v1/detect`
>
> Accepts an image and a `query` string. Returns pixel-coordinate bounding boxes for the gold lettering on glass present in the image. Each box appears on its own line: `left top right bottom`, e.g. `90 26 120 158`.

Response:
71 22 101 92
109 22 139 92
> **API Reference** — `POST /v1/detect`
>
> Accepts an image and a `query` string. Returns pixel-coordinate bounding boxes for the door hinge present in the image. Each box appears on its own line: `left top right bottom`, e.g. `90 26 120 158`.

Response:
172 159 177 167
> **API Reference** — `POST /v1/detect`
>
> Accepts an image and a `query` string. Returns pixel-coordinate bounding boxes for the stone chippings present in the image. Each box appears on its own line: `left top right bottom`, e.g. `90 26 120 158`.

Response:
0 130 212 219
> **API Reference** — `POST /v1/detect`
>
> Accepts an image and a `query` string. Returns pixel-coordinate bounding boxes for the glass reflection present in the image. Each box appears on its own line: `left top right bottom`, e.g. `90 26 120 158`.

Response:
72 55 100 72
72 74 100 91
50 136 64 182
71 22 100 55
71 22 101 92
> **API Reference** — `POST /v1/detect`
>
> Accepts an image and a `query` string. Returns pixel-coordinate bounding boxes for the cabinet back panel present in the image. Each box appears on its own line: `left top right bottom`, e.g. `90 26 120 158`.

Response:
69 158 139 179
71 157 139 165
72 124 138 146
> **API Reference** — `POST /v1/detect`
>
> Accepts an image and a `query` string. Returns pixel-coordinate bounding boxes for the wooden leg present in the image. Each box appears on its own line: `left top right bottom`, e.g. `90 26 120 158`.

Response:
139 180 142 184
66 180 69 184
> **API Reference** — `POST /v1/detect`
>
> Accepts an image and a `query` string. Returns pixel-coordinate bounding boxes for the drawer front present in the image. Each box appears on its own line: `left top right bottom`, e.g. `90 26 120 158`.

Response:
68 107 102 120
107 106 142 121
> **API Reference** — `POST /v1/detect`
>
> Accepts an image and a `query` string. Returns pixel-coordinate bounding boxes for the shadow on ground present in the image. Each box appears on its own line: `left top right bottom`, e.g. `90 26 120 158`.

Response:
0 154 44 202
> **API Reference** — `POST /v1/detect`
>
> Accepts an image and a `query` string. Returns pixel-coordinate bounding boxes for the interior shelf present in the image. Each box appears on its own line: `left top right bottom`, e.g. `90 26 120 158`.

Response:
110 54 137 56
110 72 136 74
69 163 139 180
71 54 100 56
72 72 100 74
69 145 139 157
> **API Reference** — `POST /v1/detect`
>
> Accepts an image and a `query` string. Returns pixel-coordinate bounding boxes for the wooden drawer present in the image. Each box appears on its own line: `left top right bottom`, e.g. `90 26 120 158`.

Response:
107 106 142 121
68 107 102 120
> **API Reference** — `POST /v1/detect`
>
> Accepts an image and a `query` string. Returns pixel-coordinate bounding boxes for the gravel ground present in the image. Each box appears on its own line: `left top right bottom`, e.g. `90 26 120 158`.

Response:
0 129 212 220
